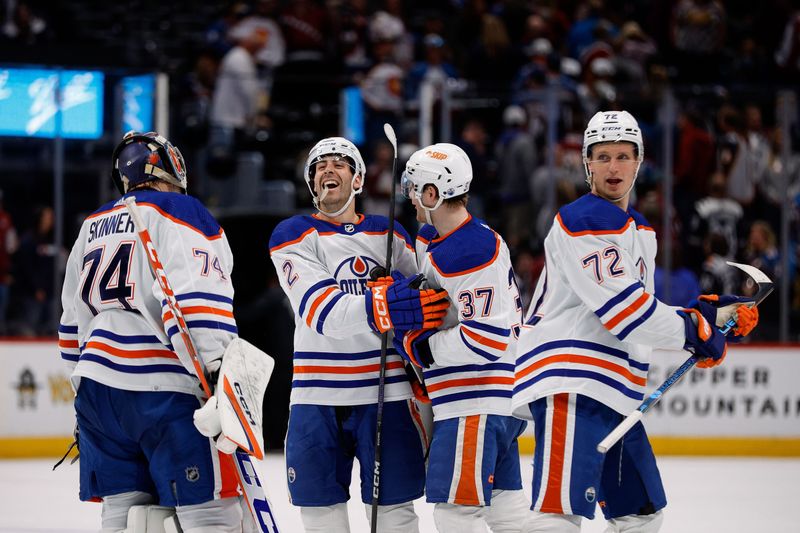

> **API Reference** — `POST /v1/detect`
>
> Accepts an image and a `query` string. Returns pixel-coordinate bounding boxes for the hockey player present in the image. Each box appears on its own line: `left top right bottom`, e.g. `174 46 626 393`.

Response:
268 137 448 533
513 111 760 532
393 143 531 532
58 132 245 532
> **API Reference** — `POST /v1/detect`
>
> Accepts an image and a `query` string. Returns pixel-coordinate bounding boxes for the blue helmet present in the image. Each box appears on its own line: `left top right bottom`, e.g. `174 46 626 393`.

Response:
111 131 188 194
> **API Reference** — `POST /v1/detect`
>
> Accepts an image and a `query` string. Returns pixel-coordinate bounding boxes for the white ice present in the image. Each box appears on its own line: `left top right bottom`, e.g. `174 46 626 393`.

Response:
1 455 797 532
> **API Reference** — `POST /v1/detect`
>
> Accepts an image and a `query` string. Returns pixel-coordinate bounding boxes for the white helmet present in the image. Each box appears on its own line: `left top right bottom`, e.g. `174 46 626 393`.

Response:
303 137 366 217
401 143 472 214
582 110 643 188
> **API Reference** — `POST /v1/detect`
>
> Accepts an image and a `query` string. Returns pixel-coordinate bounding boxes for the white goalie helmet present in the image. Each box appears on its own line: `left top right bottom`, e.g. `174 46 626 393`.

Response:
401 143 472 213
303 136 366 217
582 110 643 183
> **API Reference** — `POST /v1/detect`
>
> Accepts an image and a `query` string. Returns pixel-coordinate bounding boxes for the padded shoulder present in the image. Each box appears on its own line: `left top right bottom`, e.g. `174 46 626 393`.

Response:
122 191 221 238
627 206 653 231
417 224 438 244
428 218 500 277
269 215 317 251
557 194 635 235
360 215 414 248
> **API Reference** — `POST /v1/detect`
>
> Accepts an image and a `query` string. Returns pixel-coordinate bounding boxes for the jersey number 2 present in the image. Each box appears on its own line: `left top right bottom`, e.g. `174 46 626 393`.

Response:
81 242 135 315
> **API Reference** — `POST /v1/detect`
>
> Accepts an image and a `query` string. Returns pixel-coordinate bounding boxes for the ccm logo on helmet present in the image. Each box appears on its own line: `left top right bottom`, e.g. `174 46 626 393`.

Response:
425 150 448 160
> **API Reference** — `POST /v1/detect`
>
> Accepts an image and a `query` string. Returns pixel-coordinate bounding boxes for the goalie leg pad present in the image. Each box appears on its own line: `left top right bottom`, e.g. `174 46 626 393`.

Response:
176 496 242 533
300 503 350 533
364 502 419 533
101 491 155 531
603 510 663 533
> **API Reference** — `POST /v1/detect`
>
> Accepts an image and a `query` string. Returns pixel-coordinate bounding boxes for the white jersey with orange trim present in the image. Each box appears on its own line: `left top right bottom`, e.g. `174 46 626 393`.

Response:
59 190 237 396
513 193 688 417
269 213 418 407
415 216 522 421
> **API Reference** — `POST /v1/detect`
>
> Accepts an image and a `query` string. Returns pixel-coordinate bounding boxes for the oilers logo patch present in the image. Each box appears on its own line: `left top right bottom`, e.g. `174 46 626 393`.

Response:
287 467 296 483
334 255 380 295
344 223 355 233
185 465 200 482
585 486 596 503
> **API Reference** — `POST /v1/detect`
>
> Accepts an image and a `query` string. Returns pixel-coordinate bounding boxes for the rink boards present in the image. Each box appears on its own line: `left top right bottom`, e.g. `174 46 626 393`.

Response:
1 341 798 457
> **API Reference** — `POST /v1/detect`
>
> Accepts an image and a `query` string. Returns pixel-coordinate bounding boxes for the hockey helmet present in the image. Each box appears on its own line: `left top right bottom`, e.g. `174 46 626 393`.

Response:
582 110 643 180
401 143 472 212
111 131 188 194
303 137 365 214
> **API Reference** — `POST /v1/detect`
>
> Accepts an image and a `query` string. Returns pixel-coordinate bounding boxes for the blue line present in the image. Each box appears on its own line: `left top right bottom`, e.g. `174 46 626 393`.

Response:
298 279 337 317
80 353 192 375
316 291 345 334
617 297 658 341
594 282 642 319
461 320 510 337
459 329 500 361
513 368 642 399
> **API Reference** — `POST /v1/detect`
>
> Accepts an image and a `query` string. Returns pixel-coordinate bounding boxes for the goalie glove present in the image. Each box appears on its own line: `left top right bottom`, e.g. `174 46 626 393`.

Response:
365 272 449 333
193 338 275 459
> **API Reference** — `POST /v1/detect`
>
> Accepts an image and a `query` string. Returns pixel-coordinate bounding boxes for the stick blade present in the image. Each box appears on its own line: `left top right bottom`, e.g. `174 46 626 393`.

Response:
725 261 774 303
383 123 397 149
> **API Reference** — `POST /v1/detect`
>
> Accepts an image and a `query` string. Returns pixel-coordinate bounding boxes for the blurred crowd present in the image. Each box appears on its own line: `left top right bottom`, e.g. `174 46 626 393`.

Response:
2 0 800 340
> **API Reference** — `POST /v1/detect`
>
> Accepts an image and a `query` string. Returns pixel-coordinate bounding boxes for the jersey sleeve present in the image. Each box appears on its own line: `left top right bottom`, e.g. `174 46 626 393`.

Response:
147 199 238 367
392 223 418 277
58 238 84 372
269 222 373 339
552 223 686 350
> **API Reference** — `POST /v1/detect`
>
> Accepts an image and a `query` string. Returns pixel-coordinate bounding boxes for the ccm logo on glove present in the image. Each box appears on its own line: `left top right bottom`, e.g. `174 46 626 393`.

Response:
371 285 392 332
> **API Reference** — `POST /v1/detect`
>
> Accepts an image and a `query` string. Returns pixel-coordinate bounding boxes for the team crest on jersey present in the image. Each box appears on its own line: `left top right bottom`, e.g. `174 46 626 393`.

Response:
635 257 647 282
186 465 200 482
344 223 355 233
287 467 296 483
585 486 596 503
333 255 381 295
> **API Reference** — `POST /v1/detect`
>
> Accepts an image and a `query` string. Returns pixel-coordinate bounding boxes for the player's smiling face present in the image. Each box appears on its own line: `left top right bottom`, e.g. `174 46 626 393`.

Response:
587 142 638 207
313 156 358 210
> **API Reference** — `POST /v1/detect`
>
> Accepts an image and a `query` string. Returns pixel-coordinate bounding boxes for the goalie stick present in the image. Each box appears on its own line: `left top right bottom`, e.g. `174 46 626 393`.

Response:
124 197 280 533
597 261 774 454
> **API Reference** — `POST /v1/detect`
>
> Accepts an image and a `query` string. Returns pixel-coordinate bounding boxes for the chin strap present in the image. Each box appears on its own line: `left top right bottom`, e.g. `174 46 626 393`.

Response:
313 174 361 219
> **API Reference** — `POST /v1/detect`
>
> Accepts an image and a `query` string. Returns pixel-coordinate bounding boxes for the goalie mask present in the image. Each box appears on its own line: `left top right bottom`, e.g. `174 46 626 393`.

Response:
582 110 643 195
111 131 188 194
402 143 472 223
303 137 365 218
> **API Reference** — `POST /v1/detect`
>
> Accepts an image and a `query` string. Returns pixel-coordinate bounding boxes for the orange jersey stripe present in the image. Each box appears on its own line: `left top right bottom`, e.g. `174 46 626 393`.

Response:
58 339 79 349
269 227 316 253
294 361 405 374
454 415 481 505
426 376 514 393
84 341 178 360
557 212 634 237
460 326 508 351
604 292 650 331
305 286 337 327
541 393 568 513
516 353 647 387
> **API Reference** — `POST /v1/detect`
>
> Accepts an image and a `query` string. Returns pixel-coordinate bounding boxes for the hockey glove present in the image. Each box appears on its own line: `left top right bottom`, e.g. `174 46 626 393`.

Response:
678 300 727 368
392 328 436 369
693 294 759 341
365 272 449 333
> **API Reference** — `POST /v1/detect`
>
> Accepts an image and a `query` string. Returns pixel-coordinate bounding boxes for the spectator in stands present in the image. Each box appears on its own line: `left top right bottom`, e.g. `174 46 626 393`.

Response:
331 0 371 75
495 105 538 249
457 118 492 220
614 21 658 86
361 17 404 151
362 140 394 217
279 0 329 62
671 0 727 83
204 1 250 58
699 232 738 295
717 104 759 208
775 10 800 81
207 19 268 177
654 247 701 307
0 189 17 336
674 108 716 239
744 220 783 340
2 1 48 45
576 57 616 116
405 33 457 102
13 206 57 337
250 1 286 73
687 171 744 270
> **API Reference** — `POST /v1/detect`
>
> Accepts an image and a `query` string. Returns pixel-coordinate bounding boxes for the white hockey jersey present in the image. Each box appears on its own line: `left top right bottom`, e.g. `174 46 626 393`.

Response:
415 216 522 421
269 214 418 407
513 193 688 418
59 190 237 396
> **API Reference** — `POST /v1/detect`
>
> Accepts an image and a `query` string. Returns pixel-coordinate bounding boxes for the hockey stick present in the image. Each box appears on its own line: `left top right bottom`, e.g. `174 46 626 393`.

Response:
369 123 398 533
597 261 774 454
124 197 280 533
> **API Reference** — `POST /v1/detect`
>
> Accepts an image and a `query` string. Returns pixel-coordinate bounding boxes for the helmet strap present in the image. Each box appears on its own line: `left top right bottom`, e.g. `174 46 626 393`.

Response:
313 173 360 219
